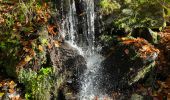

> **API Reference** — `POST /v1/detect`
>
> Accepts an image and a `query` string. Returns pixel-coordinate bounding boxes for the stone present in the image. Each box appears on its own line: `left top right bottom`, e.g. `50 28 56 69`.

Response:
57 42 86 93
100 38 159 92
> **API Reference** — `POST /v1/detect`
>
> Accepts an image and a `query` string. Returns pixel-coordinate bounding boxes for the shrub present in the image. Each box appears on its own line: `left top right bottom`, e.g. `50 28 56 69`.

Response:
18 67 53 100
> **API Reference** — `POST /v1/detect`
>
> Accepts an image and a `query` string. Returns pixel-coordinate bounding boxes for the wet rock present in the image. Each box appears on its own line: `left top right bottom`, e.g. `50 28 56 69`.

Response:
47 41 86 99
57 42 86 93
101 38 159 92
58 42 86 74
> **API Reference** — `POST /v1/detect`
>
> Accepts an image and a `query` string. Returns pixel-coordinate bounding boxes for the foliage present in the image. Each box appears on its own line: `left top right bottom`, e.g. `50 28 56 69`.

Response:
18 67 66 100
99 0 120 15
99 0 164 32
0 31 20 77
0 0 51 76
18 67 53 100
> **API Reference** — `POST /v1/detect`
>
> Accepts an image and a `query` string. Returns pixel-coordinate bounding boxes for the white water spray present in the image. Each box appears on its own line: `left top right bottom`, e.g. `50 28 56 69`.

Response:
60 0 109 99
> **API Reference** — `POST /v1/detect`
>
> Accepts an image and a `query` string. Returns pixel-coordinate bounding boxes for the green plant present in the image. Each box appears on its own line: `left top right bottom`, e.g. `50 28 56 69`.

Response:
99 0 164 32
18 67 53 100
99 0 120 15
19 67 66 100
0 0 51 76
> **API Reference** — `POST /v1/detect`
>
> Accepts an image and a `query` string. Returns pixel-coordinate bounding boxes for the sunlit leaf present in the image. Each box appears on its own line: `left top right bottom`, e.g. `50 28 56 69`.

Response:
0 93 4 97
24 55 32 62
9 89 15 93
38 45 44 52
54 41 60 47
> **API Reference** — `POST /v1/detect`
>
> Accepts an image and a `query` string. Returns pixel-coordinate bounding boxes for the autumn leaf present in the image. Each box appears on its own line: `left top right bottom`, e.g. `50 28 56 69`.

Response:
47 25 58 35
24 55 32 62
45 12 51 18
23 47 30 52
36 9 43 14
38 45 44 52
29 49 36 56
9 81 15 89
9 89 15 93
47 43 52 49
54 41 60 47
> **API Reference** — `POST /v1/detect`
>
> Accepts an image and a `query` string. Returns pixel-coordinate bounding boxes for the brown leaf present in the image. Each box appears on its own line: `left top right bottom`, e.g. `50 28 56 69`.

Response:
47 25 58 35
47 43 52 49
54 41 60 47
29 49 36 56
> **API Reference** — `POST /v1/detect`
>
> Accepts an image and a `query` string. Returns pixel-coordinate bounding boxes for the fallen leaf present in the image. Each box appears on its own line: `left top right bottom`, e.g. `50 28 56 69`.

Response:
47 43 52 49
9 81 15 89
54 41 60 47
38 45 44 52
9 89 15 93
24 55 32 62
29 49 36 56
47 25 58 35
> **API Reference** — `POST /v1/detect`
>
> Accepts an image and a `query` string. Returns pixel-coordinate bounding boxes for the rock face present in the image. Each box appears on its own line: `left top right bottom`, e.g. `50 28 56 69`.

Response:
58 42 86 76
101 38 159 92
47 41 86 99
56 42 86 94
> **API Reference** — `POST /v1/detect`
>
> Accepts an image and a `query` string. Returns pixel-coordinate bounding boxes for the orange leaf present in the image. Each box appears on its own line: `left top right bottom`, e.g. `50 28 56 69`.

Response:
9 81 15 89
47 43 52 49
9 89 15 93
38 45 44 52
47 25 57 35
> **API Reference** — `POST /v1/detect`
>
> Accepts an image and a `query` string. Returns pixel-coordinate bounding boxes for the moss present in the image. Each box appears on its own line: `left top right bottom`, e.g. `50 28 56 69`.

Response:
99 0 120 15
18 67 53 100
128 61 156 85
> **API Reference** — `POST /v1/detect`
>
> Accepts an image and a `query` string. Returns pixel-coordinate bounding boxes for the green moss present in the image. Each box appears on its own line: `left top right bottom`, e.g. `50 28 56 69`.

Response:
99 0 120 15
18 67 66 100
128 61 156 85
19 67 53 100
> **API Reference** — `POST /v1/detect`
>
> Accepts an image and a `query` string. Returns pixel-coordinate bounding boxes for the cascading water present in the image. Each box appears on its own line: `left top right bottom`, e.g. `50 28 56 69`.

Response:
60 0 108 99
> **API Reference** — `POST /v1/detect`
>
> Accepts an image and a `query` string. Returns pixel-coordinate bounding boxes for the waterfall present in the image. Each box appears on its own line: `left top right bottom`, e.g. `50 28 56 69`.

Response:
60 0 108 99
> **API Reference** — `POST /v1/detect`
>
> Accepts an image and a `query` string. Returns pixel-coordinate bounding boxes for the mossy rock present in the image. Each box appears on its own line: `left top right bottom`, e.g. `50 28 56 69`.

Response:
100 38 159 93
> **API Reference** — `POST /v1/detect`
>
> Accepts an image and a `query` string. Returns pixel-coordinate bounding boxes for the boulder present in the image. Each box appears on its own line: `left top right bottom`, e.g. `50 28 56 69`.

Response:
100 38 159 92
57 42 86 93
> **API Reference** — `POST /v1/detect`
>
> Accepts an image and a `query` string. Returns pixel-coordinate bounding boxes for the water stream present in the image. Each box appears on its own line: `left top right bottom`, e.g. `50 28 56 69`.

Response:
60 0 107 99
